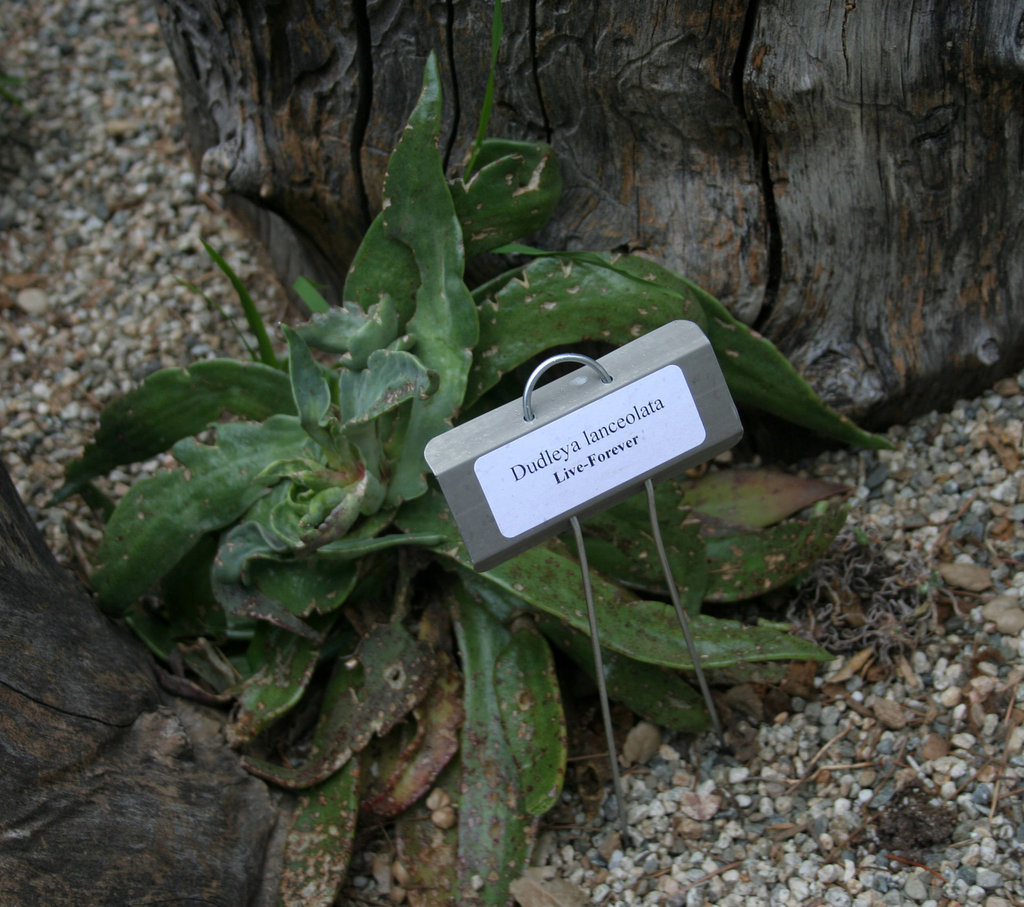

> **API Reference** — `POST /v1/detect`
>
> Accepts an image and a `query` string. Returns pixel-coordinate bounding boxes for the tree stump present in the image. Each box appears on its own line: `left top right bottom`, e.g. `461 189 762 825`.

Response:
0 462 281 904
155 0 1024 427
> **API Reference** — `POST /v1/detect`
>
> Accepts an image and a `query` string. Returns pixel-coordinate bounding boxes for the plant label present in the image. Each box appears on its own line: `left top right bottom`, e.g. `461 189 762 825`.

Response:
424 320 742 571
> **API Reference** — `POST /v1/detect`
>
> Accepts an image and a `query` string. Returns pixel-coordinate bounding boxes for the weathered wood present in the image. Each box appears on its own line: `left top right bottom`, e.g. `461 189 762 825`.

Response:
155 0 1024 427
744 1 1024 425
0 462 280 905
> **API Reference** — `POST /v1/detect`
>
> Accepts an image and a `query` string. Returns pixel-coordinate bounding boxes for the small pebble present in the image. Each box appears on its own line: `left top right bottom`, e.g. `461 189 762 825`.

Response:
981 596 1024 634
15 287 50 314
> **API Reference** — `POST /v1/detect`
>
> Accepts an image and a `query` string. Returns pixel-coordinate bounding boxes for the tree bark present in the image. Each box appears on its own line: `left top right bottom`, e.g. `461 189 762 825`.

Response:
156 0 1024 428
0 462 281 905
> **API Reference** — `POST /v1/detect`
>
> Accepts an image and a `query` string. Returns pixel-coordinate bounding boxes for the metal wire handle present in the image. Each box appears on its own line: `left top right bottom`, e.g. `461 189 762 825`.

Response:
522 353 613 422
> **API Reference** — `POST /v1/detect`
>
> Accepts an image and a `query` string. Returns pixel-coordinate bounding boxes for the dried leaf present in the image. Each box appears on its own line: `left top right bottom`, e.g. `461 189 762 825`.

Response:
678 790 722 821
510 871 586 907
827 647 874 683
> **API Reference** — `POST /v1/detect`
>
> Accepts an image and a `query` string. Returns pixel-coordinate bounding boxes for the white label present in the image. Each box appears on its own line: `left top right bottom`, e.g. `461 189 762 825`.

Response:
474 364 706 538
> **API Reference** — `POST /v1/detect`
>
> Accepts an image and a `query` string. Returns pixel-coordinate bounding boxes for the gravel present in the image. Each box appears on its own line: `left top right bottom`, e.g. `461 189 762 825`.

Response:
3 2 1023 905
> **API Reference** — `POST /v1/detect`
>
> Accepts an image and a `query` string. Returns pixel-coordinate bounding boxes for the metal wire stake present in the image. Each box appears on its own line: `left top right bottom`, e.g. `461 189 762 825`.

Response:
644 478 725 745
570 514 631 844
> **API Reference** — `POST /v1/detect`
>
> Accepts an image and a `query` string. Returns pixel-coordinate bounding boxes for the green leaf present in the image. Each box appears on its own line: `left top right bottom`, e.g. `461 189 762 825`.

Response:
337 349 437 428
379 54 478 504
211 578 322 640
464 0 504 174
91 415 310 612
211 520 291 586
243 622 440 789
279 758 360 907
466 253 706 408
292 276 331 314
58 359 294 501
534 612 709 733
582 494 709 610
293 296 400 370
201 239 280 368
617 258 890 449
227 622 328 745
673 468 850 530
344 214 420 331
393 484 465 556
474 545 831 669
493 616 567 816
451 583 534 904
451 140 562 259
703 500 850 602
315 530 447 561
249 557 359 615
283 325 335 448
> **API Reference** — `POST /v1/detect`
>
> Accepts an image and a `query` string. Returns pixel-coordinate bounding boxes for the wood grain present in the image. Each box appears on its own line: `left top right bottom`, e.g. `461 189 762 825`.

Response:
155 0 1024 427
0 463 279 904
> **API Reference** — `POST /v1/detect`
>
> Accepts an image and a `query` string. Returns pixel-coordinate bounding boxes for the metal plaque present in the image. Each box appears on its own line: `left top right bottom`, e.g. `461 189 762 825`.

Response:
424 320 743 571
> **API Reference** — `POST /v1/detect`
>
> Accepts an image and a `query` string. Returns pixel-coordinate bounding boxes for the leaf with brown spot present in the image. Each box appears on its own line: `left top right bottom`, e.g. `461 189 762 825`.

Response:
703 501 849 602
243 621 439 789
227 619 331 745
673 468 851 530
474 548 832 670
361 656 464 818
493 618 567 816
452 584 535 905
395 761 459 907
279 757 360 907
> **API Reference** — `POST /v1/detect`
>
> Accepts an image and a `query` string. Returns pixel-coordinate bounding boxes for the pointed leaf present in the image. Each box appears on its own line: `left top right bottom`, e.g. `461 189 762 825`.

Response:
534 613 709 733
211 579 322 640
283 325 334 437
614 257 890 449
279 758 360 907
58 359 294 501
379 55 478 504
91 415 309 611
474 545 831 669
292 275 330 314
201 239 280 367
337 349 437 428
